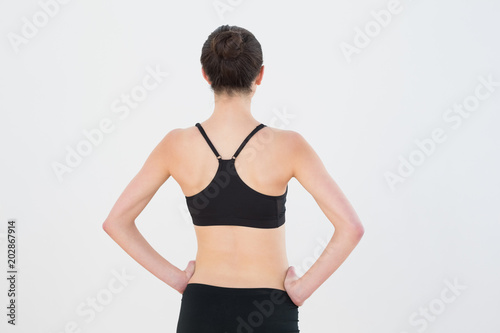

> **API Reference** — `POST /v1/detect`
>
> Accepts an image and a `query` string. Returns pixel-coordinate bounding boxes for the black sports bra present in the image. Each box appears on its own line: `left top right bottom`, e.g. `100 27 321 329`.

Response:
185 122 287 229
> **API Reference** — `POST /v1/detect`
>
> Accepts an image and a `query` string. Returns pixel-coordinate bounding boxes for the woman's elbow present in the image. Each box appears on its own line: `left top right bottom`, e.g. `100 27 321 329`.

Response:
354 223 365 238
341 220 365 239
347 213 365 238
102 218 122 234
102 217 135 234
102 219 114 234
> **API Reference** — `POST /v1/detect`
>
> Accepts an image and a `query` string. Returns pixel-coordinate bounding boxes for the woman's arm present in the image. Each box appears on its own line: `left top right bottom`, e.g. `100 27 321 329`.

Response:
284 131 365 305
102 129 194 294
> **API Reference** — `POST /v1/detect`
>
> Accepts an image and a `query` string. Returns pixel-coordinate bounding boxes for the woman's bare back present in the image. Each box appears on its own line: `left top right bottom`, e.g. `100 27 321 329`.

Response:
168 122 293 290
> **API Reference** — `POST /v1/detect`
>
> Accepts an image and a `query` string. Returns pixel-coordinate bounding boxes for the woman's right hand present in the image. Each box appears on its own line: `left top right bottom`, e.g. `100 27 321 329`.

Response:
173 260 196 294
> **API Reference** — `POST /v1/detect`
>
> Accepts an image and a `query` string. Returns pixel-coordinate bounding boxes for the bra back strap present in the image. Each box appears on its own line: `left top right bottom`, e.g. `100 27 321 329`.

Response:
195 123 221 159
232 124 266 159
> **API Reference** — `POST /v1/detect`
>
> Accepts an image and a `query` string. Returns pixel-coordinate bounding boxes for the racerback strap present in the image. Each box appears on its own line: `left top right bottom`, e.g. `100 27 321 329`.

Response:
195 123 221 159
232 123 266 159
195 123 266 160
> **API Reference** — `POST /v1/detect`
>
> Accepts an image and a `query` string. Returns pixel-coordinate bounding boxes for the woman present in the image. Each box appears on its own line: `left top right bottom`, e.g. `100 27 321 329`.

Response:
102 24 364 332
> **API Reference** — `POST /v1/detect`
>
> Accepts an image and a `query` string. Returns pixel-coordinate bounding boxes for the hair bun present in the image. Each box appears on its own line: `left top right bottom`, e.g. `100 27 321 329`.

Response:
212 30 243 60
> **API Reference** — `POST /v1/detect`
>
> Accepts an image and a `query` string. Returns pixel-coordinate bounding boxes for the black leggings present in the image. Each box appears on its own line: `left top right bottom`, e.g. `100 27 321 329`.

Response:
176 283 300 333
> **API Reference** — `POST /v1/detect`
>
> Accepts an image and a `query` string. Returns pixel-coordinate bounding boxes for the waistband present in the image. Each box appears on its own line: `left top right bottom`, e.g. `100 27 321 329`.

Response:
185 283 288 296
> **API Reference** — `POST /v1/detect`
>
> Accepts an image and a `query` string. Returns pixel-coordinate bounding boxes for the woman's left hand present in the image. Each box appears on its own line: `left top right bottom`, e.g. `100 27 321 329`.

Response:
284 266 307 307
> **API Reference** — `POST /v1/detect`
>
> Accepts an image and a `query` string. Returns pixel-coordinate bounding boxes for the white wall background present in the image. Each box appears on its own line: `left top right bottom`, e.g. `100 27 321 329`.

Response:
1 0 499 332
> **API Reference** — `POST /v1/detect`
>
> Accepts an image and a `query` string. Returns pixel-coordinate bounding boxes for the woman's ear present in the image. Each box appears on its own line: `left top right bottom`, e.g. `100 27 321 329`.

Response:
201 67 211 84
255 65 264 85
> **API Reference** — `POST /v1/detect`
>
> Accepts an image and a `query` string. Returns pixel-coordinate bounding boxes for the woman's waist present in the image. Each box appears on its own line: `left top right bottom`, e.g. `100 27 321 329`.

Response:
195 247 288 266
189 257 289 290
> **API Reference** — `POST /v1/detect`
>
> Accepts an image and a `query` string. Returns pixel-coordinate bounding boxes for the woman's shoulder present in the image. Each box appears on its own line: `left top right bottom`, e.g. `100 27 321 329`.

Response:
160 124 201 143
152 125 198 156
159 123 310 153
263 125 309 149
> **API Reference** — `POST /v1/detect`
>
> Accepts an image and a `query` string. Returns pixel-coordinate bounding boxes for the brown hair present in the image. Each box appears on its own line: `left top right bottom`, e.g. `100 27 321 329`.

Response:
200 25 263 96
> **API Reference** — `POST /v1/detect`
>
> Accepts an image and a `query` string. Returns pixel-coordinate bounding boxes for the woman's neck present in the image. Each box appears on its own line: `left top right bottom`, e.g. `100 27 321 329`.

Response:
208 92 257 125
